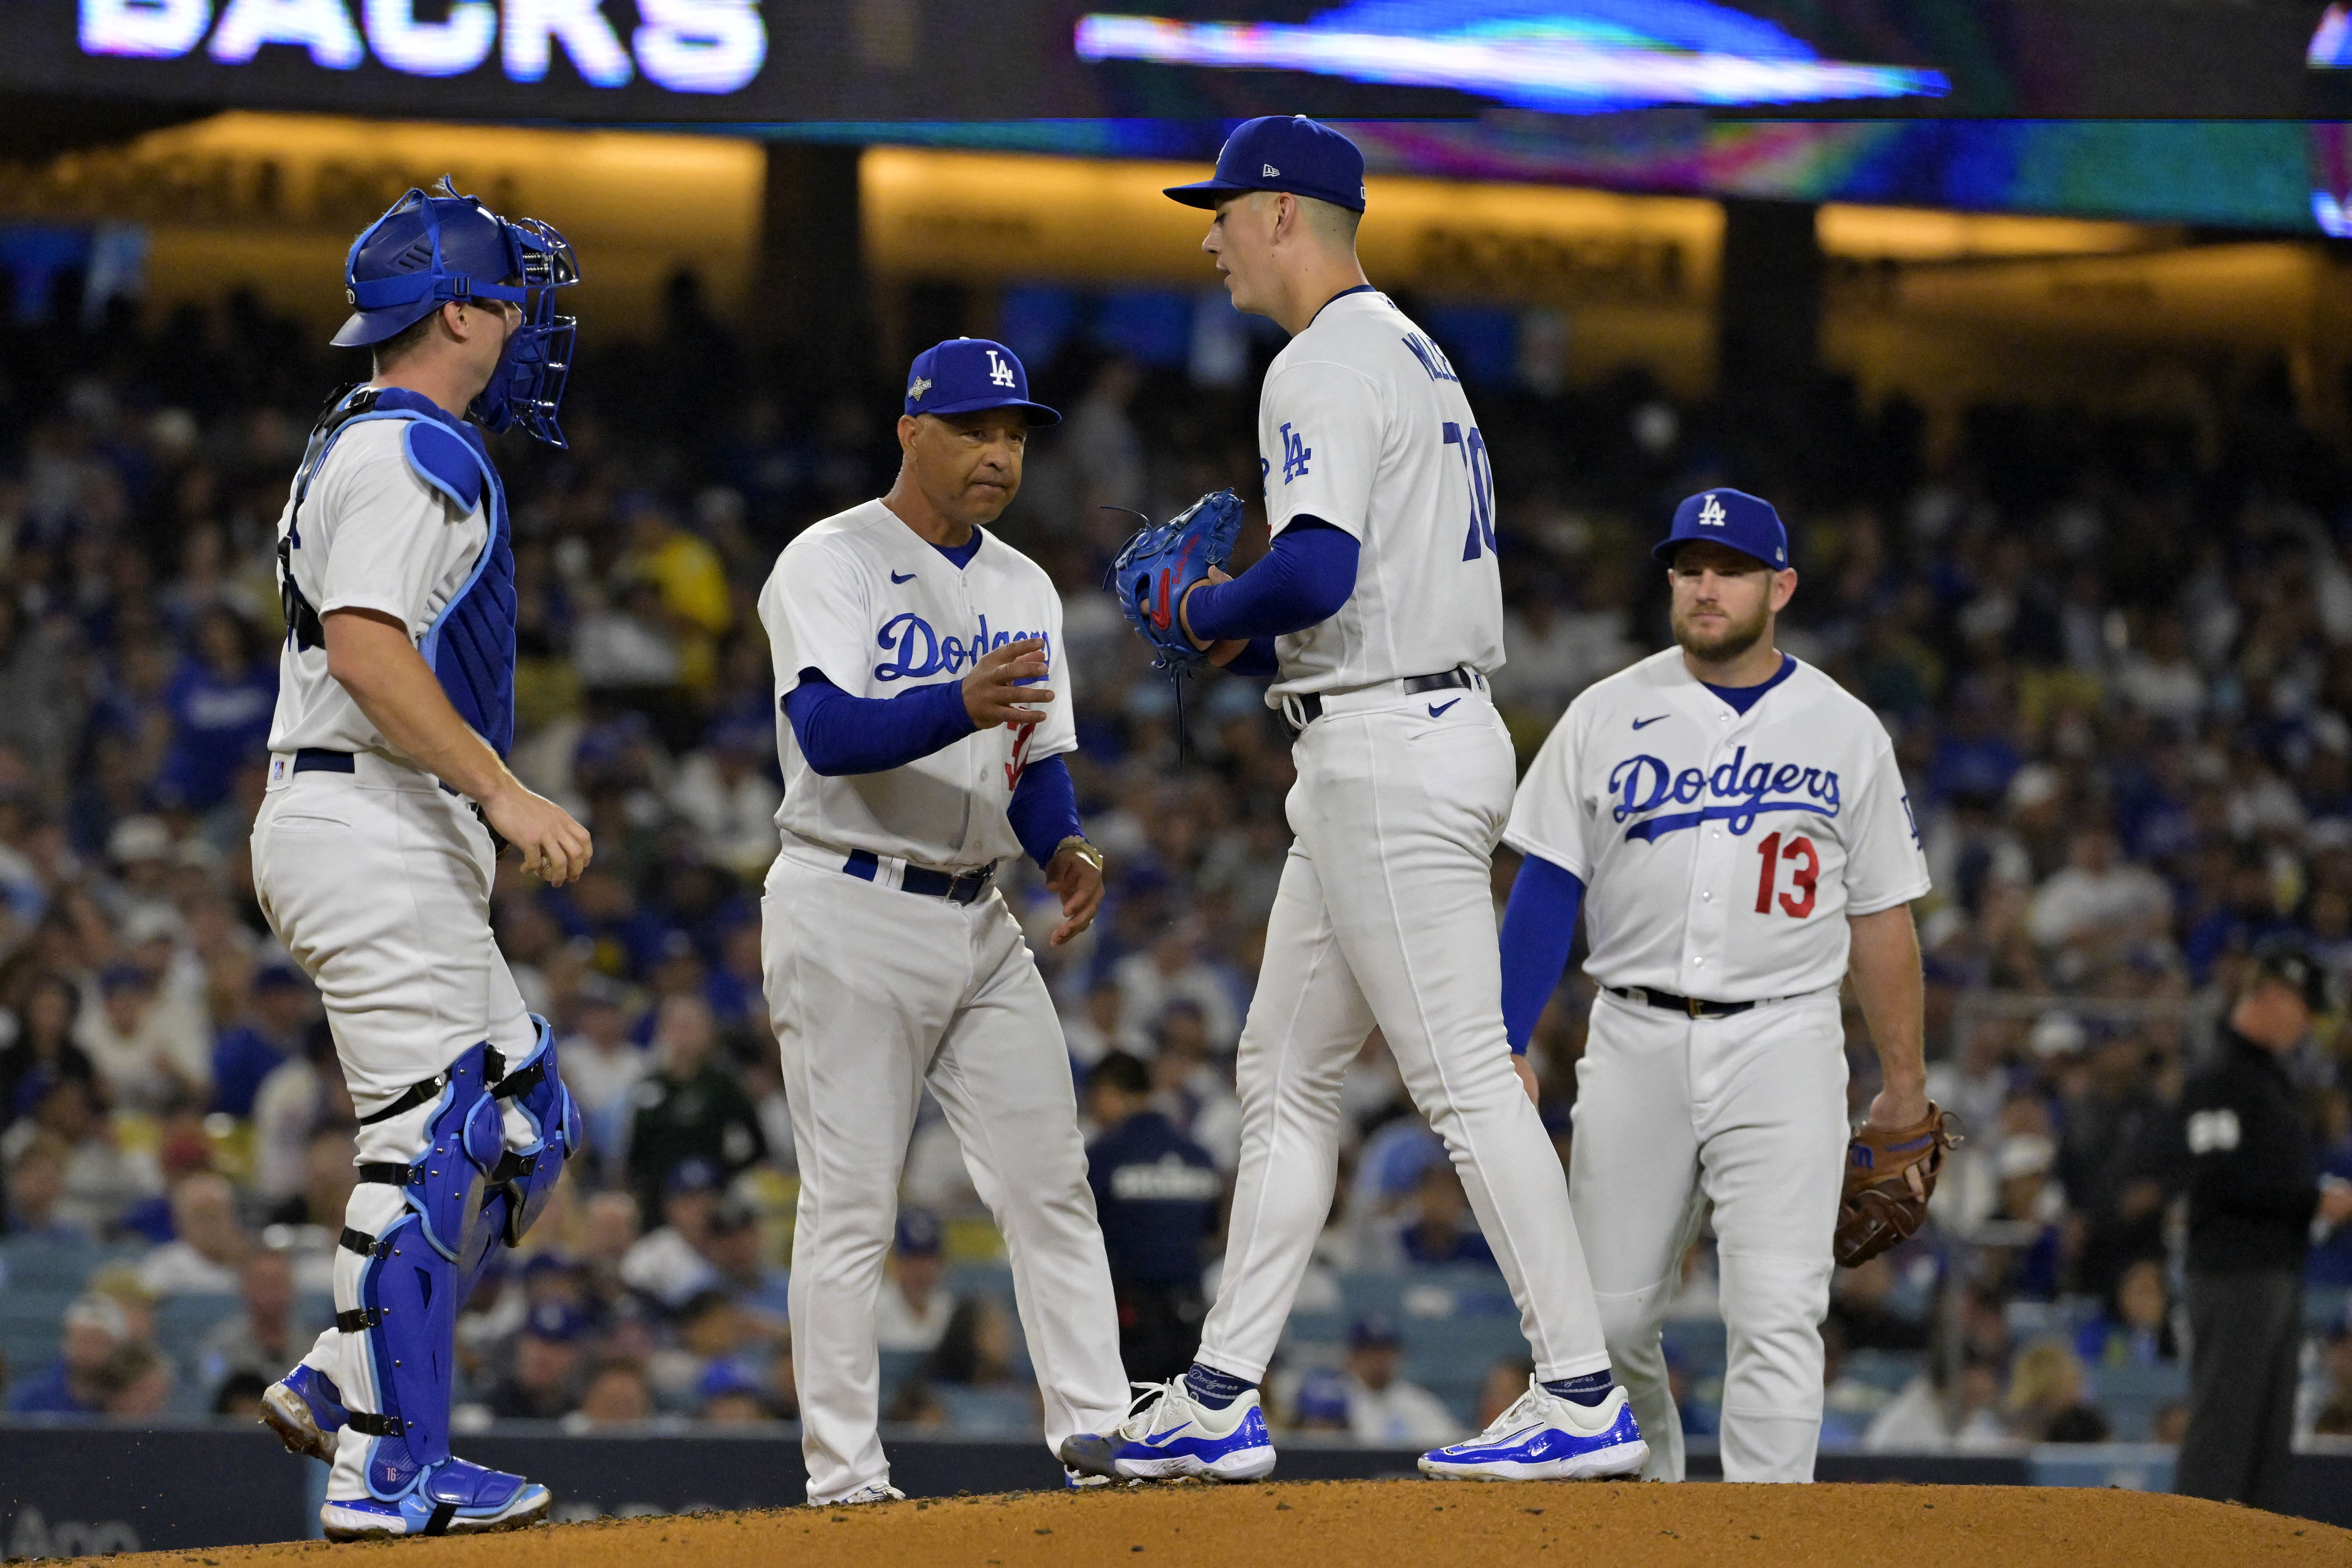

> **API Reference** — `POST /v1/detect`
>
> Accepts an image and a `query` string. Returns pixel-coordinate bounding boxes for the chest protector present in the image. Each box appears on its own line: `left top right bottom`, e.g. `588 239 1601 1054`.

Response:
280 386 518 757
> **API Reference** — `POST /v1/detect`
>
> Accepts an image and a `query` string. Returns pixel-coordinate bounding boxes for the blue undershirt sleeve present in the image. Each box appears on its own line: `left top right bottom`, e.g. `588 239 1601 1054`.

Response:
1498 854 1587 1055
783 671 976 776
1221 637 1280 679
1185 518 1358 643
1006 754 1082 870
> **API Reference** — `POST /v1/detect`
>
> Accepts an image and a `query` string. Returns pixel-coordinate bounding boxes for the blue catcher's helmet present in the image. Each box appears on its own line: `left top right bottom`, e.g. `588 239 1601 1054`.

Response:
333 177 581 447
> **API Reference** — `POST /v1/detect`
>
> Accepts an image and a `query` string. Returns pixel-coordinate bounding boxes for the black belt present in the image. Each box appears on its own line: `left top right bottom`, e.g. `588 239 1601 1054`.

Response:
290 749 508 856
844 848 995 905
1608 985 1756 1020
1287 667 1478 732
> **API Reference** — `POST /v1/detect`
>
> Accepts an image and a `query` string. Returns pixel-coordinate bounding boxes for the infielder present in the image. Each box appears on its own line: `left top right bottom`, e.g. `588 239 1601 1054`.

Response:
250 182 590 1537
758 338 1130 1506
1500 489 1939 1482
1064 116 1646 1485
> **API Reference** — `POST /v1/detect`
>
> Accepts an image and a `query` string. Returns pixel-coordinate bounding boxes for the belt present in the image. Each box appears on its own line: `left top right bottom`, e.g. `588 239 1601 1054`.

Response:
1608 985 1756 1020
844 848 995 905
294 747 454 795
291 749 508 856
1286 667 1479 732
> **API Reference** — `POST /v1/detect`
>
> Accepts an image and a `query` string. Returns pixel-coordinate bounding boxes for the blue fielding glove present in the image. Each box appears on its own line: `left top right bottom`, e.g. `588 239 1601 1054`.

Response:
1108 489 1245 671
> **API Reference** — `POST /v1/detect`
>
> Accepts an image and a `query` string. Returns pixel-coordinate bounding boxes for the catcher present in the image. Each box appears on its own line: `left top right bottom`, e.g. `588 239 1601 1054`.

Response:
1496 487 1941 1482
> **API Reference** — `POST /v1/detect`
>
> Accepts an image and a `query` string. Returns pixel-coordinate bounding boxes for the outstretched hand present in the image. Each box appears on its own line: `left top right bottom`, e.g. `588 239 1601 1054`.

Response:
964 637 1053 730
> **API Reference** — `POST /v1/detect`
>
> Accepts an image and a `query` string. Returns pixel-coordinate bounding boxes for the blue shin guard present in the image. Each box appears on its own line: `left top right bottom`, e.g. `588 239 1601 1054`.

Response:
343 1041 506 1487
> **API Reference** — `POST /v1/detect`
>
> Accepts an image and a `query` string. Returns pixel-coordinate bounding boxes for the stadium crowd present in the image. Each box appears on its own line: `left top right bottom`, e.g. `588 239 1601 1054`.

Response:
2 273 2351 1455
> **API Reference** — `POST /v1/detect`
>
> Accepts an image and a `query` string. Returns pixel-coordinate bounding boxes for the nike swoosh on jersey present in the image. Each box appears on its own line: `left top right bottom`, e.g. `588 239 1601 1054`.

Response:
1428 699 1461 718
891 571 917 584
1632 714 1669 729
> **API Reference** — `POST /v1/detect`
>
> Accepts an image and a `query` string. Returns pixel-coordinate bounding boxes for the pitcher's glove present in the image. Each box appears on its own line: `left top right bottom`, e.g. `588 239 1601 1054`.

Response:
1833 1104 1960 1267
1109 489 1244 671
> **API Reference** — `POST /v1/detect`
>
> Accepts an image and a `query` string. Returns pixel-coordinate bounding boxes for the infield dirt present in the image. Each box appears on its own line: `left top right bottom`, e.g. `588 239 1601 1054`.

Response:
74 1479 2352 1568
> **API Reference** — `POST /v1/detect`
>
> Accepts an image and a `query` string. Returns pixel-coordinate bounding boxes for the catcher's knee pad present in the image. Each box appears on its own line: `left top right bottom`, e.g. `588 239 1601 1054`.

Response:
343 1208 462 1492
356 1041 506 1264
473 1014 579 1246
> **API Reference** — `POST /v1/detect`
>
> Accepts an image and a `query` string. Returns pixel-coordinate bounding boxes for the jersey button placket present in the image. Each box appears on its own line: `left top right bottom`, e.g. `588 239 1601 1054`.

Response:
1685 736 1733 993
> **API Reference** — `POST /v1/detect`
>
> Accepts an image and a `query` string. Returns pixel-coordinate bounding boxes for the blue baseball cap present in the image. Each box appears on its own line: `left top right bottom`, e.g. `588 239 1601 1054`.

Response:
1294 1369 1350 1425
1165 116 1367 215
894 1208 944 1258
1653 488 1790 571
904 338 1059 426
698 1358 764 1402
522 1300 592 1344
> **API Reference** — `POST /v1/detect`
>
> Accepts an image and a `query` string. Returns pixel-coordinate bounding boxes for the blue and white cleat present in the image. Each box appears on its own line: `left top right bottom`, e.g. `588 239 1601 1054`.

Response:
1417 1380 1648 1482
260 1365 347 1463
321 1458 553 1540
815 1482 905 1506
1058 1381 1276 1483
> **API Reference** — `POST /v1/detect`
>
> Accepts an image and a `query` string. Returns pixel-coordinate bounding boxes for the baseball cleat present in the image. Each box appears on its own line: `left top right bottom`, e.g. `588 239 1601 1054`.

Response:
814 1482 906 1506
1058 1381 1276 1483
260 1365 346 1463
1065 1466 1114 1489
1417 1380 1648 1482
320 1459 551 1540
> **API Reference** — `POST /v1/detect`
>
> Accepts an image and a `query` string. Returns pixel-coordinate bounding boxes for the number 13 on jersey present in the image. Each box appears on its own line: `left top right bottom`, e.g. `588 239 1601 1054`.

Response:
1443 422 1496 561
1756 831 1819 918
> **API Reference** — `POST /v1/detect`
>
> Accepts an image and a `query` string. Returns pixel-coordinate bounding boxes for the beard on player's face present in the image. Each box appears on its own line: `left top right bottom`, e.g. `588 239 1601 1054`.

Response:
1670 576 1772 663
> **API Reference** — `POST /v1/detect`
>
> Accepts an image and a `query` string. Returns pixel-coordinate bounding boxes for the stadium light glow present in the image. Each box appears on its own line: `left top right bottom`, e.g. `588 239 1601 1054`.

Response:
1073 0 1947 114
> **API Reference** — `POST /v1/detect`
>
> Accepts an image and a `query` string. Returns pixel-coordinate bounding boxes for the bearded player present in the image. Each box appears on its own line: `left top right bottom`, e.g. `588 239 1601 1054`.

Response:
1499 489 1944 1482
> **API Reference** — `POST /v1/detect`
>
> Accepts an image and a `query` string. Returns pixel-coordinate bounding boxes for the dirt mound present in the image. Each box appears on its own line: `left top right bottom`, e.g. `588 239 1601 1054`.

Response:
84 1479 2351 1568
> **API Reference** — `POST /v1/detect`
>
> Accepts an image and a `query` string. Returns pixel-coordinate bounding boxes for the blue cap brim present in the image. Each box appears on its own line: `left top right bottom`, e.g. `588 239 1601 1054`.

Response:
1164 178 1259 209
331 306 430 349
920 396 1061 426
1653 536 1774 566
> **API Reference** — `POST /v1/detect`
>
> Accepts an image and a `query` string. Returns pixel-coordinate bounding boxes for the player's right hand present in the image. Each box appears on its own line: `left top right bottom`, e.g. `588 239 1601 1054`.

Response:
963 637 1053 730
483 781 593 887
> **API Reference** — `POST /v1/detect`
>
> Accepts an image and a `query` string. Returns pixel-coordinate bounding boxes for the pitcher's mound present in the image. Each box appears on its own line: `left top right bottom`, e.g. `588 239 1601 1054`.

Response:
86 1479 2352 1567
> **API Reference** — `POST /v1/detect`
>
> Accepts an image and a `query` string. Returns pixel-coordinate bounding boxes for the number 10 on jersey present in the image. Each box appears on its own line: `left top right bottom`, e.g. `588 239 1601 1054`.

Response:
1444 422 1496 561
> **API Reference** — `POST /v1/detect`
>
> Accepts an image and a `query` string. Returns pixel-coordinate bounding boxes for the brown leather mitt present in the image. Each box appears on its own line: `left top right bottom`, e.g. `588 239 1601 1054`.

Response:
1833 1104 1960 1268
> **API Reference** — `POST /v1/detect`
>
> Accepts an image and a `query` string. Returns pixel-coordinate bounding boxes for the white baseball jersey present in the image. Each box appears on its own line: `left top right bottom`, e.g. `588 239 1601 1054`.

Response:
1507 648 1929 1002
757 499 1073 871
1257 286 1505 701
266 421 489 758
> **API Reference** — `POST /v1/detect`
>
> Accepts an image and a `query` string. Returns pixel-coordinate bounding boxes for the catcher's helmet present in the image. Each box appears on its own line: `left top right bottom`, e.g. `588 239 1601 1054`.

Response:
334 178 581 447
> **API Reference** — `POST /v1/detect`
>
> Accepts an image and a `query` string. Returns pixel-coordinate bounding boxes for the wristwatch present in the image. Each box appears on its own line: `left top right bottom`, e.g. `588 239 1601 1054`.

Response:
1054 836 1105 872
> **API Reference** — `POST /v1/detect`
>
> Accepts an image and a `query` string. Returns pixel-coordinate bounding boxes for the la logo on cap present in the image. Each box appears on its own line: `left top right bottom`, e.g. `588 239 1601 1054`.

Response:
1698 495 1726 526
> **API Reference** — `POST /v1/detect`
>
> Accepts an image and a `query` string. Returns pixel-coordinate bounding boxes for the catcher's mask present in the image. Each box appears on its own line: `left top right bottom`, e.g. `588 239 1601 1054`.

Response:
334 177 581 448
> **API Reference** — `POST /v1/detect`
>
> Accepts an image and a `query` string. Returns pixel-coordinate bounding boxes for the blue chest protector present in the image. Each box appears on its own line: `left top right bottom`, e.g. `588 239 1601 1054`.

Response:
281 386 518 757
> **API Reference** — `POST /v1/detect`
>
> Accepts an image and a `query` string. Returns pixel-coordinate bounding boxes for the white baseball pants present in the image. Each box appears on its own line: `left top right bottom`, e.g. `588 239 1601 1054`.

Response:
1571 986 1847 1483
251 752 539 1501
1198 685 1611 1385
761 844 1129 1505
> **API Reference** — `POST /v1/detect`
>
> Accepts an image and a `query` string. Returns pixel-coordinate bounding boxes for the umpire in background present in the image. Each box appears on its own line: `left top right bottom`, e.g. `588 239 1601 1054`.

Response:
1085 1051 1222 1382
2176 937 2352 1510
